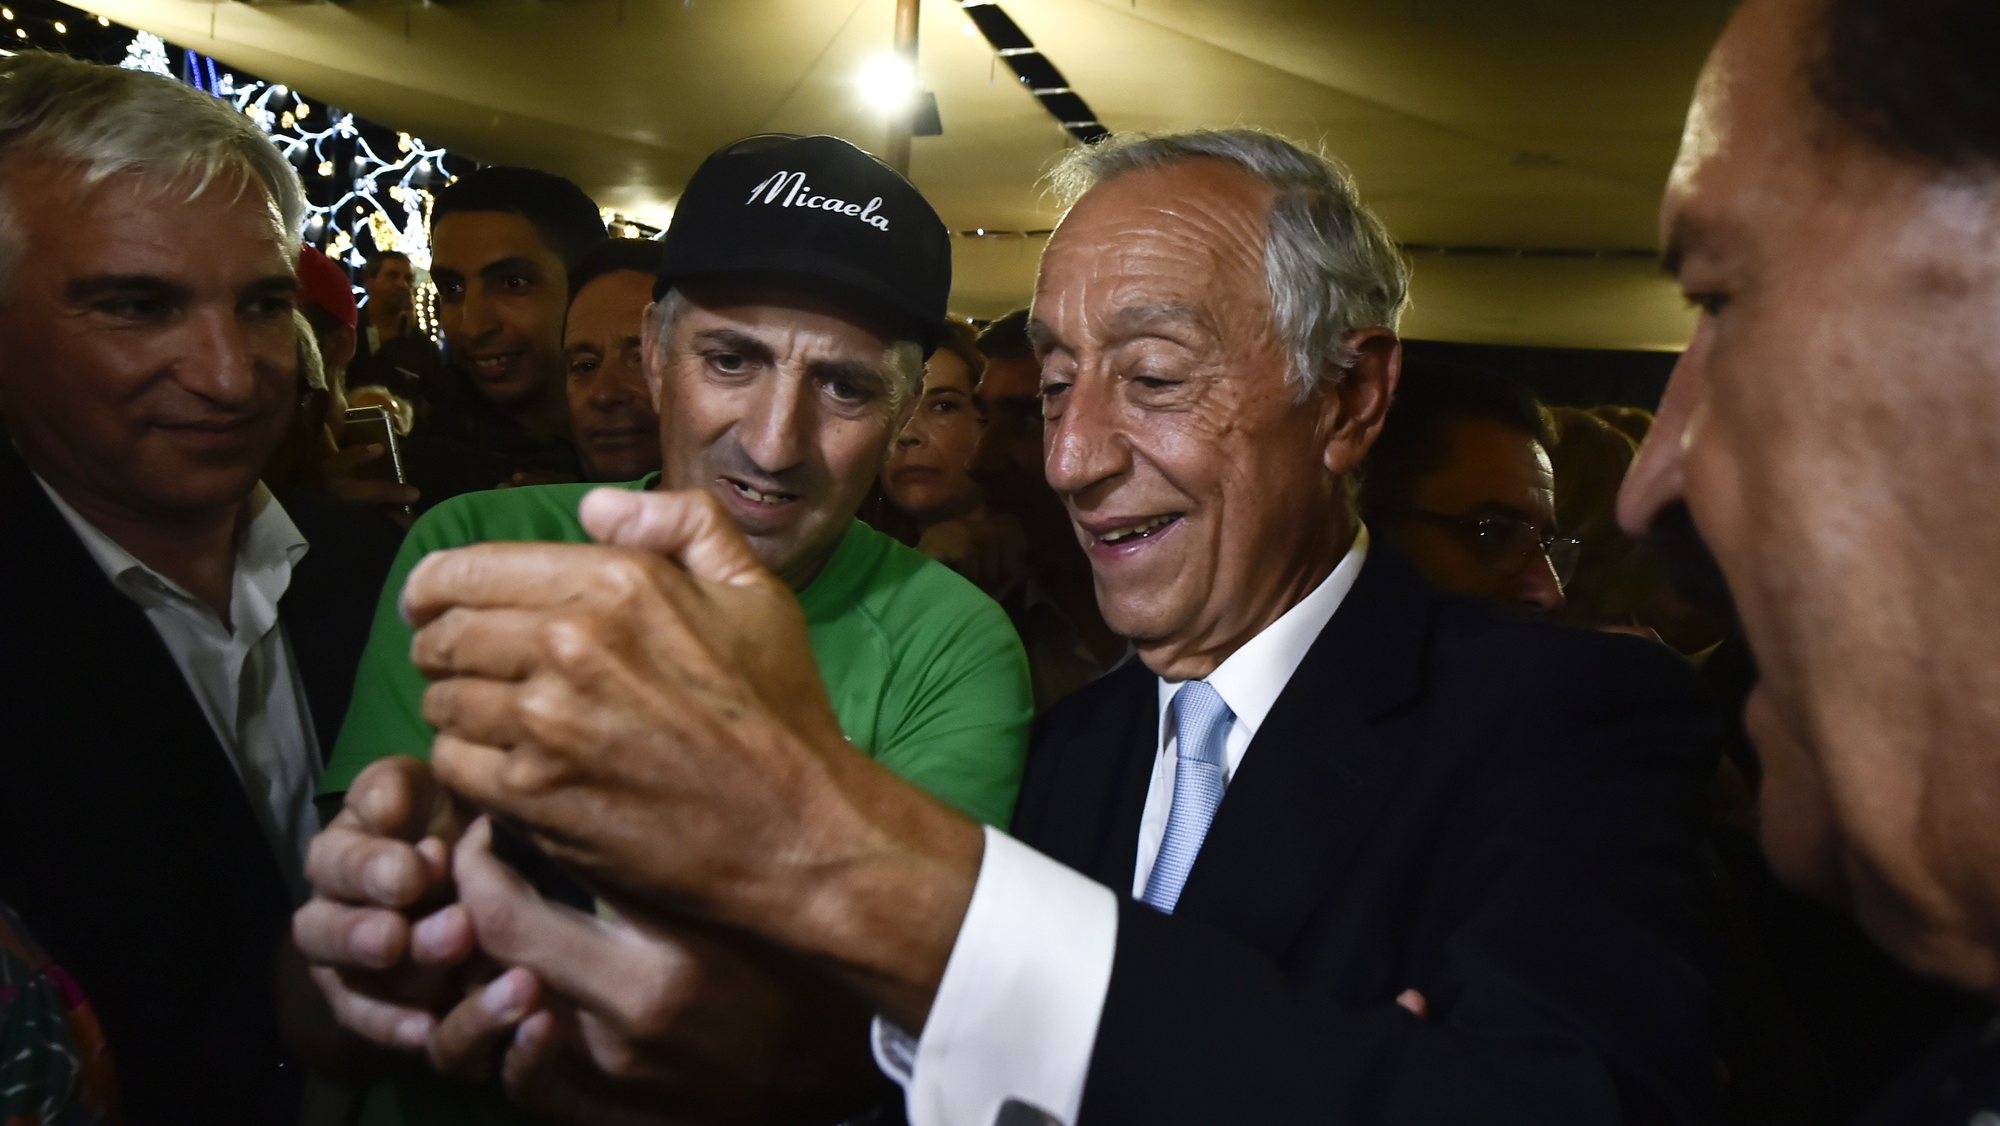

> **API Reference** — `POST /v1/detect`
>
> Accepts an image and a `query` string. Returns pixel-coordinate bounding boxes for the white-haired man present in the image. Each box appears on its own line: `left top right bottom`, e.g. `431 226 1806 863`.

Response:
0 54 397 1120
392 128 1730 1124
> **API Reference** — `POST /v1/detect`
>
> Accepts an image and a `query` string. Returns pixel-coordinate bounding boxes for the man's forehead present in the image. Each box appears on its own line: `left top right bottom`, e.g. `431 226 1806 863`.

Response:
431 209 555 264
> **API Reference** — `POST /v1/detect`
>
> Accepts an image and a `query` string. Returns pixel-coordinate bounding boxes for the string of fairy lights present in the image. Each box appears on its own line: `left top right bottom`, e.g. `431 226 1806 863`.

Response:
108 24 661 338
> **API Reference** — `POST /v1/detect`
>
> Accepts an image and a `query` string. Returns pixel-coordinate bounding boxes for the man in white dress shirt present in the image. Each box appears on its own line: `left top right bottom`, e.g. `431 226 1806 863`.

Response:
0 53 395 1122
402 129 1724 1123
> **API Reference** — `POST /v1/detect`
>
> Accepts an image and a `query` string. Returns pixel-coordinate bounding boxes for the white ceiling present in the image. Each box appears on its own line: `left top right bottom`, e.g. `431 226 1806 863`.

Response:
86 0 1730 350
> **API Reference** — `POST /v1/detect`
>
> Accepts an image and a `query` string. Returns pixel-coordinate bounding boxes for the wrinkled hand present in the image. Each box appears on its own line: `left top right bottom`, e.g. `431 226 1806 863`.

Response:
322 442 421 512
292 756 479 1053
406 487 983 1031
404 487 849 924
426 818 880 1124
915 513 1028 596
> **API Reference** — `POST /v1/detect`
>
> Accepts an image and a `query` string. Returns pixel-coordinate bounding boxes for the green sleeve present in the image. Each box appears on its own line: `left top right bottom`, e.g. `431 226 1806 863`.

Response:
318 507 467 798
872 584 1033 828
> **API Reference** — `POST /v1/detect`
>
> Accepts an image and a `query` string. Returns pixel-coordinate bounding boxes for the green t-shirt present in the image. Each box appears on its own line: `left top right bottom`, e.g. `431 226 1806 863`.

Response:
324 478 1032 827
323 480 1032 1126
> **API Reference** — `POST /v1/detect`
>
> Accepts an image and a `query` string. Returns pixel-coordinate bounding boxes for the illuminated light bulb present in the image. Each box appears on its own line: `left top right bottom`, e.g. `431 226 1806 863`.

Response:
13 28 25 40
397 133 412 153
857 52 918 113
317 160 333 177
280 111 295 129
3 9 15 21
273 84 288 96
622 223 639 238
296 102 310 119
51 19 64 32
96 15 108 26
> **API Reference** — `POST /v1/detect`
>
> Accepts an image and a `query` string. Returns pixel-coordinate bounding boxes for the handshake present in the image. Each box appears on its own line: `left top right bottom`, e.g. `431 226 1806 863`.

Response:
288 488 982 1121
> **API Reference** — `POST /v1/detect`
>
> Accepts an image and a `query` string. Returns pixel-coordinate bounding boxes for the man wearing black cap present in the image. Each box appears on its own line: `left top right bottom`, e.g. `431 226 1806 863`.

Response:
291 136 1031 1120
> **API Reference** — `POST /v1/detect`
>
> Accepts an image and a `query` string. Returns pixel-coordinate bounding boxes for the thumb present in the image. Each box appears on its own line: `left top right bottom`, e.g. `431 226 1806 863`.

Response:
578 487 768 588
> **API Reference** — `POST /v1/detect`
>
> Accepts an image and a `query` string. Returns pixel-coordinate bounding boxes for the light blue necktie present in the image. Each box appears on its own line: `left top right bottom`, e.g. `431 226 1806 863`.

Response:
1141 680 1233 914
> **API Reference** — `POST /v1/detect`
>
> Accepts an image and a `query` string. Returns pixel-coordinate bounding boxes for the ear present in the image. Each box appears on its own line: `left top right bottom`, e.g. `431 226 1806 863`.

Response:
639 301 666 410
328 324 358 370
1317 328 1401 477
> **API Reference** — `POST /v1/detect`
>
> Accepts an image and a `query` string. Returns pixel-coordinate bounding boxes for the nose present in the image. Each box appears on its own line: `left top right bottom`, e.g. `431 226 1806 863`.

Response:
457 282 499 344
1515 554 1566 615
1044 371 1128 498
737 373 808 474
1619 348 1701 538
177 307 264 408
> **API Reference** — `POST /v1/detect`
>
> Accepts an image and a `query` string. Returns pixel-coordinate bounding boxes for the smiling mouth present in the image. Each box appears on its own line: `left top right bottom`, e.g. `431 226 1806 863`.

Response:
1096 514 1182 545
467 352 523 379
723 477 799 506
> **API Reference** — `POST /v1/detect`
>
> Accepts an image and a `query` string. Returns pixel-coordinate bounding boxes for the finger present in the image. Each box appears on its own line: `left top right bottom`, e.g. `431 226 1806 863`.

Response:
411 608 560 682
500 1008 562 1093
428 966 543 1082
408 902 479 967
401 542 662 628
420 678 530 755
1395 988 1429 1019
293 896 410 969
580 488 769 589
432 733 536 817
310 964 436 1052
350 756 466 848
304 822 437 908
454 817 663 1022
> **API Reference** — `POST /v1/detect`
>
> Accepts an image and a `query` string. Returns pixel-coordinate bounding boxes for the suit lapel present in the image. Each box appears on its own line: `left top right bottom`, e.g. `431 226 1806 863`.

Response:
1172 545 1436 955
1019 658 1159 890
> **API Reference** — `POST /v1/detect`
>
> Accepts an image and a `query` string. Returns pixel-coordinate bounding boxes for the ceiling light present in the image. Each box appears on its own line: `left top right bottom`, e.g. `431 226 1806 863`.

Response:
857 52 918 114
51 19 64 32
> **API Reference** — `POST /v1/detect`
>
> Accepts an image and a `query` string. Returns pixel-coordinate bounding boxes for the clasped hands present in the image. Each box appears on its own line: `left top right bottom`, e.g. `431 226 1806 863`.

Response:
293 488 906 1121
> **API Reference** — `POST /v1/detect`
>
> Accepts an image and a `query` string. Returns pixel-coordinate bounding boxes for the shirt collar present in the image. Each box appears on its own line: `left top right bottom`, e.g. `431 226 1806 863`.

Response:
1156 525 1370 745
33 474 308 609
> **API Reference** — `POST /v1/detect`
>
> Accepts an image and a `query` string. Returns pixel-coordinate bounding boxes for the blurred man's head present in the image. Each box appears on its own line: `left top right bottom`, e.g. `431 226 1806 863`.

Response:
972 307 1040 486
1034 130 1406 679
0 53 304 527
645 134 948 589
1620 0 2000 994
1360 365 1570 615
360 249 412 324
430 166 603 410
563 238 662 482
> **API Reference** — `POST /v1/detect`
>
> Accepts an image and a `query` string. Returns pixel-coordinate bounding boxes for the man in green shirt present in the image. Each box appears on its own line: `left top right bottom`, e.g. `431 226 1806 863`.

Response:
292 134 1031 1121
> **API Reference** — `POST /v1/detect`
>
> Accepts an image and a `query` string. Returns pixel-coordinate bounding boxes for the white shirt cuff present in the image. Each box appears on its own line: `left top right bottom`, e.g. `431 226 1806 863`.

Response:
870 826 1119 1126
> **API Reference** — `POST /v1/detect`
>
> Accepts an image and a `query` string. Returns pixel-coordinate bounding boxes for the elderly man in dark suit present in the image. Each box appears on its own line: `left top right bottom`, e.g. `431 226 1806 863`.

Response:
394 128 1725 1123
0 54 396 1122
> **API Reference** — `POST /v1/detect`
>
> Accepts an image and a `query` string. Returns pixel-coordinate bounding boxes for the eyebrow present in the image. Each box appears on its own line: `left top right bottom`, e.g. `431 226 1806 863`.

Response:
480 256 542 281
688 327 775 365
65 272 297 303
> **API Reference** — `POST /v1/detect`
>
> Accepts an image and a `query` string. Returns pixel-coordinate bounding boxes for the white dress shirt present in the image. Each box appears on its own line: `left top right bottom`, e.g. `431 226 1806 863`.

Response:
876 531 1370 1126
35 476 322 900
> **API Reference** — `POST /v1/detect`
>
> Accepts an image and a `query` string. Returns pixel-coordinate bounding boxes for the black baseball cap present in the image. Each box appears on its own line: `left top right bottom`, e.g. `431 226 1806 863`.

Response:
654 133 951 354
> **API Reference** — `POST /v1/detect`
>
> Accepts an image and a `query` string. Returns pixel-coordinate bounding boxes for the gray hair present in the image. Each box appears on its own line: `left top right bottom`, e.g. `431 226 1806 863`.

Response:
649 286 925 415
1047 128 1410 401
0 52 305 295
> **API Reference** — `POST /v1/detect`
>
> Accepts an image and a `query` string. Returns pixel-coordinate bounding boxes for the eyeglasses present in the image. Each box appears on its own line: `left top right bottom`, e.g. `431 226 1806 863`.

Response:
1396 509 1583 587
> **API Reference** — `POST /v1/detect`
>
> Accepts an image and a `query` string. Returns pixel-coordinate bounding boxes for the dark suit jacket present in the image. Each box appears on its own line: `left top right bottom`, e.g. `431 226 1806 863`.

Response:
0 444 398 1124
1012 545 1723 1124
